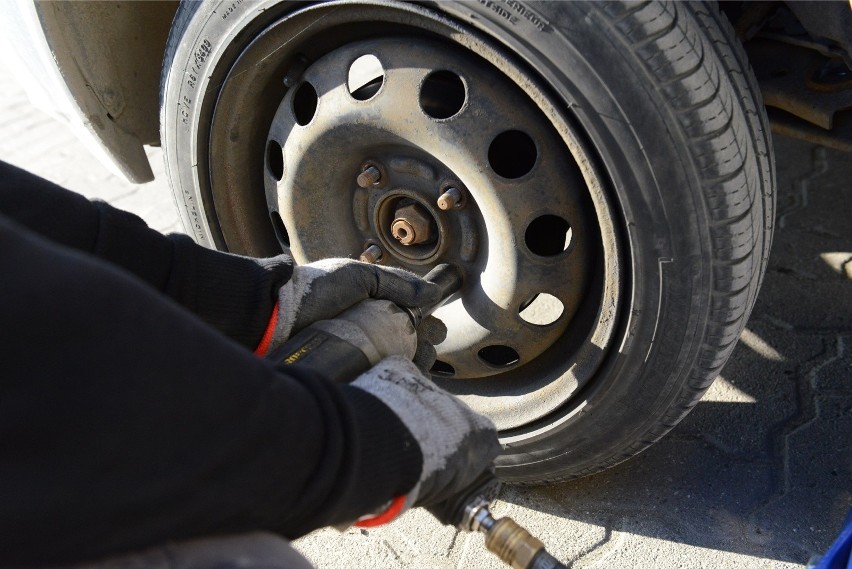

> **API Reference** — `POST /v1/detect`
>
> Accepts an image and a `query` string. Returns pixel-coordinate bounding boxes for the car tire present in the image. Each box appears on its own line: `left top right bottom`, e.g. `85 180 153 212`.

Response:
161 1 775 483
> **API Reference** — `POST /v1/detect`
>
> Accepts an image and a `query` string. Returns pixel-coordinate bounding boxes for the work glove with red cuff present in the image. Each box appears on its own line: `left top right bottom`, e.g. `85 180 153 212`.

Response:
350 356 501 525
257 258 446 371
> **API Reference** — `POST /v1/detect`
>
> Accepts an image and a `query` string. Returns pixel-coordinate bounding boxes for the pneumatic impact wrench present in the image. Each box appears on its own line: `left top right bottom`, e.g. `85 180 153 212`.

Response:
265 264 567 569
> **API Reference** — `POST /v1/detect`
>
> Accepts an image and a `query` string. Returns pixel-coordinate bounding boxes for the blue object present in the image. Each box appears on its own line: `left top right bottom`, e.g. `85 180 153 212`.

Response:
811 508 852 569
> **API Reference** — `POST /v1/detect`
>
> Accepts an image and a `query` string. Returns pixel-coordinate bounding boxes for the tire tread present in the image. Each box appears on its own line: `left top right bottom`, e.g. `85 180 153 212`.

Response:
534 1 774 484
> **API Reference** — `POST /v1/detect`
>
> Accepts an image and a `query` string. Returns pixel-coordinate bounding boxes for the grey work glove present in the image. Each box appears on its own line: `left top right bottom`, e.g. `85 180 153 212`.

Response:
320 299 448 374
351 356 501 511
413 315 447 373
269 258 442 359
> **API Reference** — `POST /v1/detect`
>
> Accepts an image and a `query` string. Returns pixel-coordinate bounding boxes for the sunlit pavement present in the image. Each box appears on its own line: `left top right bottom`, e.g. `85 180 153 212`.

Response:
2 61 849 569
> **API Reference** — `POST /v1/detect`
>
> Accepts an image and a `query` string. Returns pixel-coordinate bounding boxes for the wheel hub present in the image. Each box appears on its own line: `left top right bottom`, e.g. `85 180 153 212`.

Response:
362 157 468 264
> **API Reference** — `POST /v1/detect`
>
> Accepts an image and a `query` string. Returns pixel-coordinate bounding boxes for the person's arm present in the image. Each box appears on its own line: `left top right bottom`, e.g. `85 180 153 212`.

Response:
0 215 422 566
0 160 290 349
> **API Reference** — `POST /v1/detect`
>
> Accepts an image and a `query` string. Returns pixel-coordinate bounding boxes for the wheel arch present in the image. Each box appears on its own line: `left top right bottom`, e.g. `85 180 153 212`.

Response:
5 1 179 182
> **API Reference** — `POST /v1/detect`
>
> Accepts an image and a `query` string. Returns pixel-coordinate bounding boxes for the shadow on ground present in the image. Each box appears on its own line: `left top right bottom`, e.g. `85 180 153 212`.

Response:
500 135 852 565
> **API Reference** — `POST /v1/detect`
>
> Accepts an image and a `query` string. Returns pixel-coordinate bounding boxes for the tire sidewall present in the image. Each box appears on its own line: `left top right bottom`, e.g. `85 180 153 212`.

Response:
162 0 289 251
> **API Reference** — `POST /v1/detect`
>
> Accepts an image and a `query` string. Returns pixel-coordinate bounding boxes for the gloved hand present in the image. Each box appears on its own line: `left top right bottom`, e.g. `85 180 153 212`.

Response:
266 258 442 359
351 356 501 517
319 298 449 374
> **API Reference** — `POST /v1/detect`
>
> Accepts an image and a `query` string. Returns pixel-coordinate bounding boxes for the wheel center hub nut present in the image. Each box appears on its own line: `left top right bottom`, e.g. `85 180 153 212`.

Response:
391 202 434 245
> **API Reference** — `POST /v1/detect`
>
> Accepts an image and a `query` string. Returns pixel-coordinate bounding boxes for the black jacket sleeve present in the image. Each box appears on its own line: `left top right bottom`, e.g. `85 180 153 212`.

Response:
0 175 422 565
0 161 288 349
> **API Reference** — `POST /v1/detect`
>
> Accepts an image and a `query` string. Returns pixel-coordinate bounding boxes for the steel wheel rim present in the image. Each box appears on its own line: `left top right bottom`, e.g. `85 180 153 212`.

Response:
204 1 623 436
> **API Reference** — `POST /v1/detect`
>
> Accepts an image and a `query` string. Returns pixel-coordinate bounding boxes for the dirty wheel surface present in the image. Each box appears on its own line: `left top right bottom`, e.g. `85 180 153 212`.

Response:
161 1 775 483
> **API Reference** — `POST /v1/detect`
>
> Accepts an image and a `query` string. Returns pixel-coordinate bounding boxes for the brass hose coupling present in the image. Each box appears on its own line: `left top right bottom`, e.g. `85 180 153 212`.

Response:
460 497 565 569
485 517 546 569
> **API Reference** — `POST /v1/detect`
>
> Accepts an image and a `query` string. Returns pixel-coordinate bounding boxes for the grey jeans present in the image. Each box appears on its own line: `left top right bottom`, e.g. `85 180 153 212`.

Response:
59 533 314 569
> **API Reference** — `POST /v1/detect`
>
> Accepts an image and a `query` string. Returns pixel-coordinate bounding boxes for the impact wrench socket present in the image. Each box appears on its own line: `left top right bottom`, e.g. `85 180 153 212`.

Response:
265 264 567 569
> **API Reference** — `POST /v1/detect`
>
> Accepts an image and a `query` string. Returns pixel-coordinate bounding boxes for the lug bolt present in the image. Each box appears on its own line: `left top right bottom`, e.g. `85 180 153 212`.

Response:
437 187 463 210
357 165 382 188
359 244 383 264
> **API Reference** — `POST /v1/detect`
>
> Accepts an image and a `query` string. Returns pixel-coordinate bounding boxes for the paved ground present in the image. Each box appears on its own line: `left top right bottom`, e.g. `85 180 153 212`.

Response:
1 60 850 569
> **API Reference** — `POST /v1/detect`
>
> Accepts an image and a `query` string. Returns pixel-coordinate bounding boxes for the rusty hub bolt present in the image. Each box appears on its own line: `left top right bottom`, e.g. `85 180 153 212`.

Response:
391 219 417 245
359 244 383 263
357 165 382 188
391 203 433 245
437 187 463 210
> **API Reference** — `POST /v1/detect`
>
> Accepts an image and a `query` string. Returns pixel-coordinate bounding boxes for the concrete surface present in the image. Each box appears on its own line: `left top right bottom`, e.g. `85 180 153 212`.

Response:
1 60 850 569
